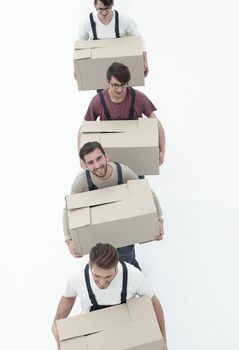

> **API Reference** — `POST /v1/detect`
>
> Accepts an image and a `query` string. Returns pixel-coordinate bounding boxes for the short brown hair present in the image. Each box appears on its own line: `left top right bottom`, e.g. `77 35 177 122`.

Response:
89 243 119 269
106 62 131 84
79 141 105 161
94 0 113 6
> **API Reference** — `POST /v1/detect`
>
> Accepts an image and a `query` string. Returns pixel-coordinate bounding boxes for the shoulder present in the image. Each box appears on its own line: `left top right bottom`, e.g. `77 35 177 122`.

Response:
71 171 88 193
125 262 144 279
67 265 85 283
119 163 138 182
117 13 136 25
133 88 149 100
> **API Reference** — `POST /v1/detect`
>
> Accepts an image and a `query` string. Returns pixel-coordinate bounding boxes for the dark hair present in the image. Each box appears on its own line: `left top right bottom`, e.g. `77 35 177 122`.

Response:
90 243 119 269
94 0 113 6
79 141 105 161
106 62 131 84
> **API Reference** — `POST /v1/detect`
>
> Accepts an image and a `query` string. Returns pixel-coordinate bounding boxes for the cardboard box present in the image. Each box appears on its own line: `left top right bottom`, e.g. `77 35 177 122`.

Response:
74 36 145 90
57 296 163 350
80 118 159 175
65 179 158 256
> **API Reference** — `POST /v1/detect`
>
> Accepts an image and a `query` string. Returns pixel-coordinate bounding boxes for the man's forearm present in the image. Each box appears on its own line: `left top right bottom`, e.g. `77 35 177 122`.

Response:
53 296 76 322
151 295 167 341
77 127 81 152
151 190 163 220
157 120 165 154
63 208 72 241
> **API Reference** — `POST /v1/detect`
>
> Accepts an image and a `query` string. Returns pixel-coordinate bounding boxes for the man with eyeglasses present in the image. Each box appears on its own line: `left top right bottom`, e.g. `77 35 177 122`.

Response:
77 62 166 166
78 0 149 77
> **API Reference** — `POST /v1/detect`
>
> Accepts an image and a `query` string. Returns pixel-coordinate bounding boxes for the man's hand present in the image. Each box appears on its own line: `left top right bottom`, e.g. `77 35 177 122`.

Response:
163 339 168 350
51 321 61 350
159 150 165 165
66 240 82 258
154 220 164 241
144 63 149 77
143 51 149 77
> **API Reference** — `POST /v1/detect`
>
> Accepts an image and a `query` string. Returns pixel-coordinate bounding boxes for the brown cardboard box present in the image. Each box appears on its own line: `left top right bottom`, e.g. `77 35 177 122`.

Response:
80 118 159 175
74 36 145 90
56 296 163 350
65 179 158 256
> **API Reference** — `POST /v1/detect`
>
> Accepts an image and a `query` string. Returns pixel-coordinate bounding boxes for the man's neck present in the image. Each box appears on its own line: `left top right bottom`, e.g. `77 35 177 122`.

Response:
97 10 114 25
108 88 127 103
92 163 113 181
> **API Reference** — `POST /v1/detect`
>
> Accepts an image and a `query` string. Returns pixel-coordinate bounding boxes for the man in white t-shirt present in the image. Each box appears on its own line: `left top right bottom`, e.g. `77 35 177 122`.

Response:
52 243 168 350
78 0 149 76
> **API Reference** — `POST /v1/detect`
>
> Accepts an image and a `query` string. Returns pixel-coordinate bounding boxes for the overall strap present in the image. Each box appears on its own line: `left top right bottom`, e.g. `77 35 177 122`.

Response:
89 12 98 40
86 170 97 191
114 10 120 38
120 261 128 304
114 162 123 185
99 91 111 120
84 264 98 307
128 87 136 120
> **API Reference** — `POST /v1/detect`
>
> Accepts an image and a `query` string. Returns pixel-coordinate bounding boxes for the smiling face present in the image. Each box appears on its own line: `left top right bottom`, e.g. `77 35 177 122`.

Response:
90 263 117 289
83 147 109 178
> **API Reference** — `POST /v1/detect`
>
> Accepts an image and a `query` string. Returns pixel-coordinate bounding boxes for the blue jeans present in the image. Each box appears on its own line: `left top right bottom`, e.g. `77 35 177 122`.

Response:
117 245 141 270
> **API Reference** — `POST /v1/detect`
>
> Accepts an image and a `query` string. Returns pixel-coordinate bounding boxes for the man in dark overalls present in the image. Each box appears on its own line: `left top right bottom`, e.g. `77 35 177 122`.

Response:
77 0 149 77
77 62 166 166
63 141 164 268
52 243 168 350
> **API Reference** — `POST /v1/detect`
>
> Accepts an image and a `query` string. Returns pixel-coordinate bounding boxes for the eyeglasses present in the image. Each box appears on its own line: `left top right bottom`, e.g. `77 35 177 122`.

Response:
96 7 112 14
109 82 129 90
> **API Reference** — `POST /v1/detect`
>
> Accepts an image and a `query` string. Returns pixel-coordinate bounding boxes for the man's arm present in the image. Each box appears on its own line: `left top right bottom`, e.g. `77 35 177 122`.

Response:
63 173 87 258
51 296 76 349
77 127 81 153
151 295 168 350
143 51 149 77
149 112 166 165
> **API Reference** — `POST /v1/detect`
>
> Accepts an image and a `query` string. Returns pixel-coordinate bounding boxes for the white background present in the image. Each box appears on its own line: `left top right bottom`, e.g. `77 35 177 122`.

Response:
1 0 239 349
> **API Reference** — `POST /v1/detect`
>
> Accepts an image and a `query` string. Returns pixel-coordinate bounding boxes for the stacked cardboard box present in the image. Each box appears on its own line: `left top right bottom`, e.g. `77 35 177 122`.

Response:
57 296 163 350
65 179 158 256
74 36 145 91
80 118 159 175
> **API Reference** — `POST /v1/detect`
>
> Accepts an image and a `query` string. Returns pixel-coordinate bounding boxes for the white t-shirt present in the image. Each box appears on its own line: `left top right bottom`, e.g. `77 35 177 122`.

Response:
78 11 146 50
64 262 154 312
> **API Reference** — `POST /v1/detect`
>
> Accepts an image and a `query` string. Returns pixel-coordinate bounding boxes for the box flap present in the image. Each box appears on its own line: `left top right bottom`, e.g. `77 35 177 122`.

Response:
100 130 157 148
138 117 158 130
86 316 162 350
68 207 90 229
127 296 155 321
81 120 138 133
126 179 152 197
74 36 142 50
89 192 156 225
74 49 91 60
80 132 101 148
66 184 129 210
57 302 132 341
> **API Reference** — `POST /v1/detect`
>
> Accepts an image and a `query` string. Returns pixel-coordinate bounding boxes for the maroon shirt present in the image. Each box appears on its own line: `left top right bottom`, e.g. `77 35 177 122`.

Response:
84 88 157 121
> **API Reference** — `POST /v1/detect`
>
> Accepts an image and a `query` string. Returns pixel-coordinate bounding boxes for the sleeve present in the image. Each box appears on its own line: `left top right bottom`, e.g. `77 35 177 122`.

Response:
64 273 78 297
63 207 71 242
63 173 86 242
151 190 163 220
124 15 146 51
121 164 139 182
78 17 91 41
128 265 155 297
84 95 99 121
138 91 157 117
